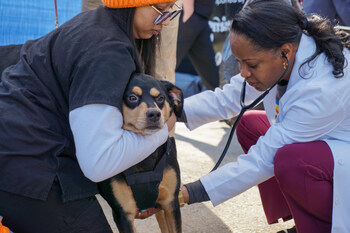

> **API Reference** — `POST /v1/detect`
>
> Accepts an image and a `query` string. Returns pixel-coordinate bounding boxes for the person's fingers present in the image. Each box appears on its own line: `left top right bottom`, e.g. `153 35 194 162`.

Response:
180 185 190 204
182 0 194 23
182 8 194 23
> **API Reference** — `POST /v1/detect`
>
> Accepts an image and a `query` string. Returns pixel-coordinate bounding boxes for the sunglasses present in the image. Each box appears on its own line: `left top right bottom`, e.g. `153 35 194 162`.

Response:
151 3 183 25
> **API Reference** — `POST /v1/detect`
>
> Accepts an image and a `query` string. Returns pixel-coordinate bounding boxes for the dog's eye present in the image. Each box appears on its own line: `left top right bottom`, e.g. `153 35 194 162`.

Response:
155 96 164 103
128 94 139 102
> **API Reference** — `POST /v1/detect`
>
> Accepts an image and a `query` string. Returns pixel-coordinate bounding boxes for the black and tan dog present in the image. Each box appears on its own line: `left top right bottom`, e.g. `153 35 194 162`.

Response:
0 45 184 232
99 73 184 233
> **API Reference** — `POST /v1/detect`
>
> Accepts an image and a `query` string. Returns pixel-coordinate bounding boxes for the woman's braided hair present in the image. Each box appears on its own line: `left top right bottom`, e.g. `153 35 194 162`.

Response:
231 0 350 78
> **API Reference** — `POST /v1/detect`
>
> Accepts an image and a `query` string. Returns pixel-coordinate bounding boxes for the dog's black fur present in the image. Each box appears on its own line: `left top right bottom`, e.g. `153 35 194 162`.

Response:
99 73 184 233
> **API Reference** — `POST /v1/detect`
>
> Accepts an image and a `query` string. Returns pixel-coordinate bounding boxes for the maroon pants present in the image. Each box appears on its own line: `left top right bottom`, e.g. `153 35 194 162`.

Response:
236 110 334 233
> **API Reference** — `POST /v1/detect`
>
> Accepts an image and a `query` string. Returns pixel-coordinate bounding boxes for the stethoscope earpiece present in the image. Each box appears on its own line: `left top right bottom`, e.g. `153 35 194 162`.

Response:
281 51 287 59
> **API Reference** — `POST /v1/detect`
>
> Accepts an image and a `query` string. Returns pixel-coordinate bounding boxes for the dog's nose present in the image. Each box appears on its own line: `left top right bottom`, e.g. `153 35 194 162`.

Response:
146 110 161 122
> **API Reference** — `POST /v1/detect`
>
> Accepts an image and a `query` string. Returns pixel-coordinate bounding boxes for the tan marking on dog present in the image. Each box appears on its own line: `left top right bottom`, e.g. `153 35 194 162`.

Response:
157 168 177 207
122 102 149 135
155 210 169 233
162 101 171 122
132 86 142 96
156 168 180 233
150 88 160 97
111 180 137 230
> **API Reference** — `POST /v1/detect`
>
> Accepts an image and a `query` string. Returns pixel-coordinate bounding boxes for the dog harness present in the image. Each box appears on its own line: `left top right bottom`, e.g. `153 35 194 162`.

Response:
123 139 171 210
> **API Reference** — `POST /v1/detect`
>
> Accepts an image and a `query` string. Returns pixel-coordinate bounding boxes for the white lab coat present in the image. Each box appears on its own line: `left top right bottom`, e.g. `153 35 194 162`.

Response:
183 34 350 232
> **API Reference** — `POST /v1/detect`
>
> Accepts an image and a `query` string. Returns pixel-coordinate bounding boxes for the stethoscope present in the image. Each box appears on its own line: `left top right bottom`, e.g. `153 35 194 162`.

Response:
211 52 290 172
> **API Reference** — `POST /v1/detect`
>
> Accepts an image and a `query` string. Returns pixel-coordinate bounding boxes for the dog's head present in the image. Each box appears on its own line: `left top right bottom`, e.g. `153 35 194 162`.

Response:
122 73 184 136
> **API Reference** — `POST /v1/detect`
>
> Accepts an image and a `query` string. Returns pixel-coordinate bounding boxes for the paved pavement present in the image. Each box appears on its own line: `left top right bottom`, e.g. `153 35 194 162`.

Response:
98 121 295 232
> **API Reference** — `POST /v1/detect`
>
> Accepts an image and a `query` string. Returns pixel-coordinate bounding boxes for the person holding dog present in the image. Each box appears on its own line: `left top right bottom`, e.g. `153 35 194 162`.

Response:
179 0 350 232
0 0 180 232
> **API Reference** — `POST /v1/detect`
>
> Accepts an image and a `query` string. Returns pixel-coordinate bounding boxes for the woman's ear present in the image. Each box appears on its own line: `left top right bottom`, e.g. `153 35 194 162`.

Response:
280 43 295 60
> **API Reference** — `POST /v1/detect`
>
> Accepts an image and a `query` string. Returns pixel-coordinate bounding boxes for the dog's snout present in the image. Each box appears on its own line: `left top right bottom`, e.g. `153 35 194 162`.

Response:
146 110 161 122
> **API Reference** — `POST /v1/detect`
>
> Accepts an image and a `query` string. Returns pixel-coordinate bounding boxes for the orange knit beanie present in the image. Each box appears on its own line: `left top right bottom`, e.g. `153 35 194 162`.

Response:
102 0 175 8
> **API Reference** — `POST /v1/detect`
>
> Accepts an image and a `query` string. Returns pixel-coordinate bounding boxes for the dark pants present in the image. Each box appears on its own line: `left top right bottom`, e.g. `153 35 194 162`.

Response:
0 179 112 233
236 110 334 233
176 13 219 90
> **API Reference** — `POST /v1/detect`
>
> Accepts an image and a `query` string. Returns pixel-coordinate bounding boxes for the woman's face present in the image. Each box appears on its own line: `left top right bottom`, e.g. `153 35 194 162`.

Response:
133 2 175 39
230 32 288 91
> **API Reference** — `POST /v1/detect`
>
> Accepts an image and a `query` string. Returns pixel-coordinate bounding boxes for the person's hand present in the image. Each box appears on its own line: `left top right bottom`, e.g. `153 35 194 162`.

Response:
180 185 190 204
182 0 194 23
135 208 161 219
166 112 176 133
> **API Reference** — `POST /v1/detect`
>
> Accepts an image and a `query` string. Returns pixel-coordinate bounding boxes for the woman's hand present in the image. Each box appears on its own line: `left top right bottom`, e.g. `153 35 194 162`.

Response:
182 0 194 23
180 185 190 204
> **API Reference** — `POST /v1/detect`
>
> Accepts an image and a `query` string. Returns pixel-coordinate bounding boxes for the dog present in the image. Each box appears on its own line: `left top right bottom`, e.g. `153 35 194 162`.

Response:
0 44 185 232
98 73 184 233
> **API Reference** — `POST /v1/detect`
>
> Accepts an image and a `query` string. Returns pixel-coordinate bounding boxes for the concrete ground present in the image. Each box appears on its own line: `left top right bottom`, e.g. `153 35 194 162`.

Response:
98 121 295 233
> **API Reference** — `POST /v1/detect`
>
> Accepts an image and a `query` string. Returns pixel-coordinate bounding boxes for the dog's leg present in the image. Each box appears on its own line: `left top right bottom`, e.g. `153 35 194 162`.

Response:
109 180 138 233
162 204 181 233
157 168 182 233
112 210 135 233
155 210 169 233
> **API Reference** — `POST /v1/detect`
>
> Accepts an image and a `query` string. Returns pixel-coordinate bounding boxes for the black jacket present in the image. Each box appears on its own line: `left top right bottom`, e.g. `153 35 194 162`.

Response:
195 0 216 19
0 6 137 202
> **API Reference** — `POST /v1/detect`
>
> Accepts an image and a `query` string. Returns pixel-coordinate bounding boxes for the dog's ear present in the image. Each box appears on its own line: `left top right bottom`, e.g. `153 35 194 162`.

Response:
160 80 184 118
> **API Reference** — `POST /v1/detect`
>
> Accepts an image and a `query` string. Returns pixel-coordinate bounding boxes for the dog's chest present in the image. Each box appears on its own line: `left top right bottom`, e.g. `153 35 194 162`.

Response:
122 141 169 210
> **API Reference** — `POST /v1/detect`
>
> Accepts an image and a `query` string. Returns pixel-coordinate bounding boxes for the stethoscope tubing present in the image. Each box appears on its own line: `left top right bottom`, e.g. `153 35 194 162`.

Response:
211 54 290 172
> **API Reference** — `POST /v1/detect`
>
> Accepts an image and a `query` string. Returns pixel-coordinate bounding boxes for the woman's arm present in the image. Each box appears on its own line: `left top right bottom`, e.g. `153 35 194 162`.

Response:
69 104 169 182
182 0 195 23
190 84 345 206
183 74 262 130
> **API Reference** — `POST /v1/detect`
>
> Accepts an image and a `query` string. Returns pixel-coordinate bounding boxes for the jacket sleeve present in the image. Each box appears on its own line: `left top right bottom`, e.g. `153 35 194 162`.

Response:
69 104 169 182
69 41 136 112
199 84 345 206
183 74 263 130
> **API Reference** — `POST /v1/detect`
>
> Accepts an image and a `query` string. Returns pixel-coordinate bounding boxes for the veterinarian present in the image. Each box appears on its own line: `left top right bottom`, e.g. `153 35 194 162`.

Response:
0 0 180 232
179 0 350 232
